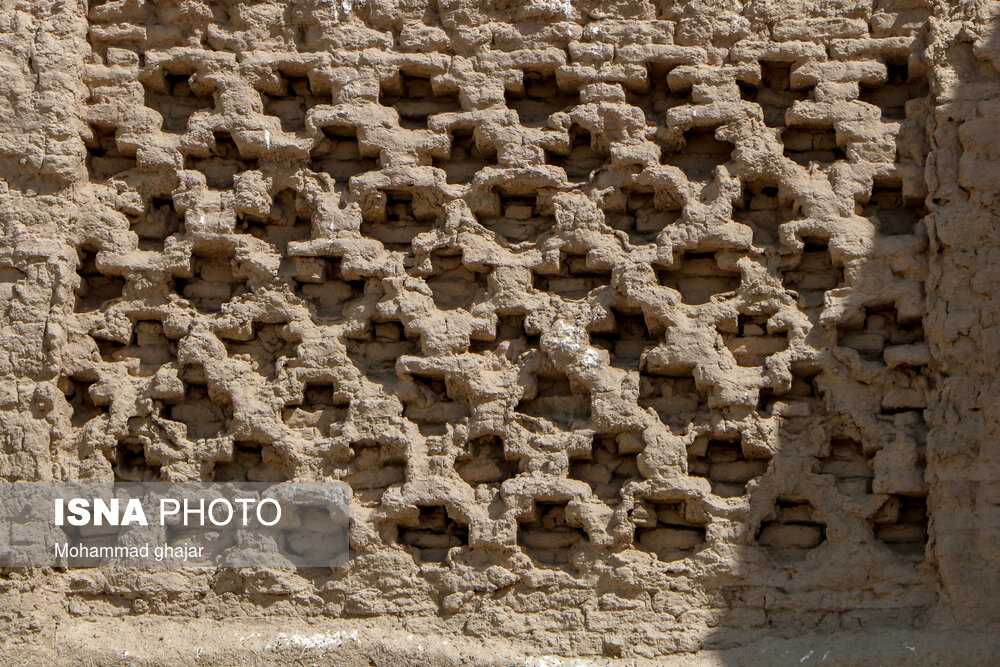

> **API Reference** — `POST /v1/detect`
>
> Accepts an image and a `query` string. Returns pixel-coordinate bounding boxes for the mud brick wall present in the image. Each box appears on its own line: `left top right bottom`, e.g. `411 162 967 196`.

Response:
0 0 998 657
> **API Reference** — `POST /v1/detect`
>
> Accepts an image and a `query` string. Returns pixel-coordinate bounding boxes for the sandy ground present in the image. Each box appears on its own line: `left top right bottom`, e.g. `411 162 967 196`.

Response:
0 616 997 666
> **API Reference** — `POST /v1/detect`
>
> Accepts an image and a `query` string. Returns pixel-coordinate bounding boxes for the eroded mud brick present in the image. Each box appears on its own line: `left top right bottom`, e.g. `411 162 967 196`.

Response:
7 0 998 659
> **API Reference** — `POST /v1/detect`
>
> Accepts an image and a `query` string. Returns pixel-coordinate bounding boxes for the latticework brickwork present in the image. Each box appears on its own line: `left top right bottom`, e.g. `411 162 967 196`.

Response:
2 0 999 658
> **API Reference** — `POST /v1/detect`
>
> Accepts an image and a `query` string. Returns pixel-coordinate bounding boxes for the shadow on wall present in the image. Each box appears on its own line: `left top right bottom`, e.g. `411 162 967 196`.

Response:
56 0 1000 658
704 11 950 660
909 7 1000 631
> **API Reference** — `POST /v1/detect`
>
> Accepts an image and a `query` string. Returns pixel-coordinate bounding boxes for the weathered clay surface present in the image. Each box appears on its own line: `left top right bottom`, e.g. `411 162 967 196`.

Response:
1 0 999 659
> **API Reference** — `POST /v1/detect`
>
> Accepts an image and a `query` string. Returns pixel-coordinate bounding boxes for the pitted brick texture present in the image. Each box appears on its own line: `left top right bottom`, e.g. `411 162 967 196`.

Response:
6 0 1000 658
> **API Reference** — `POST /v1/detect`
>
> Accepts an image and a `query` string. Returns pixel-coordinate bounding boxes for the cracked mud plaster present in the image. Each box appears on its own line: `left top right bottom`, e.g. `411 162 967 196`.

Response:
0 0 999 659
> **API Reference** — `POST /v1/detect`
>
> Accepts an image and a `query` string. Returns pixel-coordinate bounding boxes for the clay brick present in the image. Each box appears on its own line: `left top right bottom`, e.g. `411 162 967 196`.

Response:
5 0 975 658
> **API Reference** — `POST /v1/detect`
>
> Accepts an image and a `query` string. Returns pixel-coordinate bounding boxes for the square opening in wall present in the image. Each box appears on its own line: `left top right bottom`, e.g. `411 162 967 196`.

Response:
518 502 588 567
398 505 468 564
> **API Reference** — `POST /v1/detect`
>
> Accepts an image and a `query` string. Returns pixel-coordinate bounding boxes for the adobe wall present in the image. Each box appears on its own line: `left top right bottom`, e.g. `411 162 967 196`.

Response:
0 0 998 659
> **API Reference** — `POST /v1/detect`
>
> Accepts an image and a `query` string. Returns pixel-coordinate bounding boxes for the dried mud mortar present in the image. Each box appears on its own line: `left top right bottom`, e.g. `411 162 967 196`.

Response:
1 0 1000 660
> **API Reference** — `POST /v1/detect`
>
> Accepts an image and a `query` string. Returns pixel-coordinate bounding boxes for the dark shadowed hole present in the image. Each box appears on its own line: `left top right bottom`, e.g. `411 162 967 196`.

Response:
163 370 231 441
380 73 460 130
739 61 810 128
658 252 740 305
634 499 707 562
782 128 845 166
478 194 557 246
346 440 406 507
569 435 641 506
505 72 578 127
129 197 184 252
546 124 601 183
873 495 928 559
173 246 249 314
533 254 611 301
258 70 321 133
456 436 518 487
860 61 928 122
756 499 826 562
662 128 732 180
518 502 587 567
345 320 420 394
398 506 468 564
291 257 365 323
403 373 470 437
186 132 255 189
143 71 214 135
780 238 843 311
688 439 770 498
310 125 377 185
74 245 124 313
112 437 161 482
85 122 135 181
861 187 927 236
517 370 590 429
63 375 105 428
433 129 495 184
